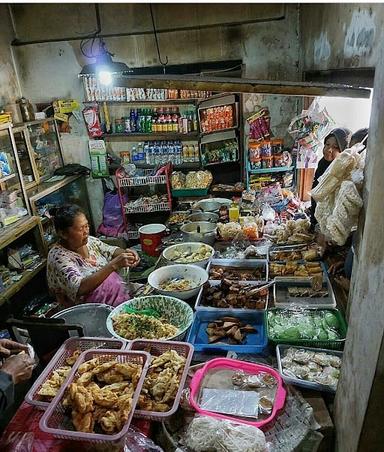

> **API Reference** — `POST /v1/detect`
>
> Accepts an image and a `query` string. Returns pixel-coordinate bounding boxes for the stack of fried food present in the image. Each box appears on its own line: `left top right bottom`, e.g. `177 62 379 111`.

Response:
63 357 143 434
38 350 81 399
138 349 186 412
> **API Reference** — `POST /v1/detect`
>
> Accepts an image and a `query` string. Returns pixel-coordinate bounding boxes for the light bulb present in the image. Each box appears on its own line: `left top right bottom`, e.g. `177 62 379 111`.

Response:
98 70 112 86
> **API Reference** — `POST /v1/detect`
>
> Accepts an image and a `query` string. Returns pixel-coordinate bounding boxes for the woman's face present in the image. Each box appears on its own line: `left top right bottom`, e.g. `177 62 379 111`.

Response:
61 213 89 250
323 136 340 162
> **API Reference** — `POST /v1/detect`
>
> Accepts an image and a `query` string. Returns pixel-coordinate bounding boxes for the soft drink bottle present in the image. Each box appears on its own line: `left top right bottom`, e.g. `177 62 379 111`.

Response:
130 109 136 132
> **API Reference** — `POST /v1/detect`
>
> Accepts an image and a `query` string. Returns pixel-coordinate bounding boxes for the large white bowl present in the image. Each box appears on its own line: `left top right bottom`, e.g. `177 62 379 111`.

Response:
162 242 214 268
148 264 208 300
106 295 194 342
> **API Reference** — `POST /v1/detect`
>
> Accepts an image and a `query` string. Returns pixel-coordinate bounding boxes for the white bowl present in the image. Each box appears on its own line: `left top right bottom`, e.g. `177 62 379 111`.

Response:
106 295 194 342
162 242 214 268
148 264 208 300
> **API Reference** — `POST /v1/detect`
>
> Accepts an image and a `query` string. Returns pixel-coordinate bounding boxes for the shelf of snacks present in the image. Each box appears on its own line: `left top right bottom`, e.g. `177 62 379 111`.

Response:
171 170 213 198
200 130 239 167
81 79 212 103
84 99 199 106
0 123 31 227
25 119 64 182
118 174 167 188
198 94 238 136
0 258 47 306
245 107 295 190
248 166 295 174
125 199 171 214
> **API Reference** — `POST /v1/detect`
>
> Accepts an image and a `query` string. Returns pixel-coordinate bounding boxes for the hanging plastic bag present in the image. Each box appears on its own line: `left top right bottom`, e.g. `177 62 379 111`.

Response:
97 191 127 237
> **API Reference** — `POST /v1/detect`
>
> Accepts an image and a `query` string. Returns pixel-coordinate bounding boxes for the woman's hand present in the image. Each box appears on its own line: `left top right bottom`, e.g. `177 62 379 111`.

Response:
0 339 29 358
125 249 140 268
1 353 34 384
110 251 139 270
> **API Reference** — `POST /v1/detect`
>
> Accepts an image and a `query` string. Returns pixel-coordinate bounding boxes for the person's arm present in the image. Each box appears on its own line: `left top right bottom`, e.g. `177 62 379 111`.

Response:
0 371 14 412
77 253 136 296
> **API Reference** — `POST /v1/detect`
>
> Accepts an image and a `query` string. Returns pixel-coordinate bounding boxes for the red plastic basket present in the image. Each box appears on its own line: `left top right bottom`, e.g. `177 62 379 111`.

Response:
128 339 194 421
39 349 150 444
25 337 125 410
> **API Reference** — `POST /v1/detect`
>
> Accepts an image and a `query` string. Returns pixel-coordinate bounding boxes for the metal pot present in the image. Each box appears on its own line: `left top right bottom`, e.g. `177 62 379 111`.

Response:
52 303 113 337
187 212 219 223
180 221 217 245
193 199 221 213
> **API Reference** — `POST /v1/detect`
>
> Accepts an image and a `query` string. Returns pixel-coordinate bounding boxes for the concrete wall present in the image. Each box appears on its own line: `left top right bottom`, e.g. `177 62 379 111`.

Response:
6 3 301 225
301 3 384 72
0 4 20 106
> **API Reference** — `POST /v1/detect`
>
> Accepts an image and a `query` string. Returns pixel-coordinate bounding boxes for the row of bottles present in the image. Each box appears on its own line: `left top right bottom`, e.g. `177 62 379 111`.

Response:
120 141 200 166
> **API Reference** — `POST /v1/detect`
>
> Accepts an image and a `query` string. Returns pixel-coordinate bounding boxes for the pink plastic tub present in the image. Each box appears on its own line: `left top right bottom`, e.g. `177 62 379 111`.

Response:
39 349 150 445
189 358 286 429
128 339 194 421
25 337 125 410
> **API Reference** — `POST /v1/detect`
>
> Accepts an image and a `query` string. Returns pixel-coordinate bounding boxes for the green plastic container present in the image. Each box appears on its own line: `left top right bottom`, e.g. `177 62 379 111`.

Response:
266 307 347 350
172 188 209 198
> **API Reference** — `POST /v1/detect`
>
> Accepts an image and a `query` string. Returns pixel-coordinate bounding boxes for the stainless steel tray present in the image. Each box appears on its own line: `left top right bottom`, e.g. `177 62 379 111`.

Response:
269 243 320 261
195 279 269 311
207 258 269 283
273 274 336 309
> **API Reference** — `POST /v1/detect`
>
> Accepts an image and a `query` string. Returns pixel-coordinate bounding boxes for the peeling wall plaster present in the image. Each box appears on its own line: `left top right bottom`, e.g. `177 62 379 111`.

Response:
314 32 331 66
344 9 375 59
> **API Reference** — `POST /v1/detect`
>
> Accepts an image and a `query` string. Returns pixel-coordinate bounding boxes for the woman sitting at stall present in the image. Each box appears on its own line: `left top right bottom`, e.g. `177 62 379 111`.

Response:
47 204 140 307
310 127 351 230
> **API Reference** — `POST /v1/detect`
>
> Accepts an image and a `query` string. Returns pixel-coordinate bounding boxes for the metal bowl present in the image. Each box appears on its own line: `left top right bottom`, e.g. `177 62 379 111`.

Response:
52 303 113 337
180 221 217 245
193 199 221 213
187 212 219 223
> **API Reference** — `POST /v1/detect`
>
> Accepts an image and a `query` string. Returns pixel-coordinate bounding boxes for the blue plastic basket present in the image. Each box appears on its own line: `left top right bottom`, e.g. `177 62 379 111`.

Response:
187 309 267 353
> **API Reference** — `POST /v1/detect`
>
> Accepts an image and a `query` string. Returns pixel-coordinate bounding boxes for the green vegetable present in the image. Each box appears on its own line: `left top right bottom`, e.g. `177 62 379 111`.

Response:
317 329 328 341
324 312 339 329
123 306 160 318
327 330 339 340
280 326 300 340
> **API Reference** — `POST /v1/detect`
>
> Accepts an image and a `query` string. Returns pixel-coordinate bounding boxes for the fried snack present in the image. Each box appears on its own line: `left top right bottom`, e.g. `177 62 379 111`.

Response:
138 349 186 413
37 350 83 400
72 410 94 433
66 350 81 366
64 357 143 435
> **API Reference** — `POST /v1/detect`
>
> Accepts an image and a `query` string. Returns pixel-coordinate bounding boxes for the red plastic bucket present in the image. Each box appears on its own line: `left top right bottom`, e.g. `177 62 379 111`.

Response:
139 224 166 256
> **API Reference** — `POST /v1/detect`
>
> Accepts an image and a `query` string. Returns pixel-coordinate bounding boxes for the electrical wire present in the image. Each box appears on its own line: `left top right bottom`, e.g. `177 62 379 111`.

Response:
149 4 168 72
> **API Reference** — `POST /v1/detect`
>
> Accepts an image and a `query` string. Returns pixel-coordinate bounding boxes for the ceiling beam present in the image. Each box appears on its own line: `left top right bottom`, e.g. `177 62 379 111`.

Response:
113 74 371 99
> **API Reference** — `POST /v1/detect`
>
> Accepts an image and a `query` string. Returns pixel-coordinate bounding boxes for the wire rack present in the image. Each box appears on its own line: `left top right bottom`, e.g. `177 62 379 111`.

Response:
119 175 167 187
125 202 171 214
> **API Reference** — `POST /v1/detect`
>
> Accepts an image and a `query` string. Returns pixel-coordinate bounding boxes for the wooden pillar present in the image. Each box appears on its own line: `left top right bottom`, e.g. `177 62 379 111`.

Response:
334 46 384 450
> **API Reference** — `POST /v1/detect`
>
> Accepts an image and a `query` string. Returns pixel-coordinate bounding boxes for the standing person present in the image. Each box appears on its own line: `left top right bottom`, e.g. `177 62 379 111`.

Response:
47 204 140 307
310 127 351 230
0 339 34 413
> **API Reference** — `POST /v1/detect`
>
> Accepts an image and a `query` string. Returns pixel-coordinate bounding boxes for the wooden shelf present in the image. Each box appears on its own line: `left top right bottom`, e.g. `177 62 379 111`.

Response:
83 99 200 105
101 132 198 141
27 175 81 202
0 216 39 250
0 259 47 306
0 173 16 183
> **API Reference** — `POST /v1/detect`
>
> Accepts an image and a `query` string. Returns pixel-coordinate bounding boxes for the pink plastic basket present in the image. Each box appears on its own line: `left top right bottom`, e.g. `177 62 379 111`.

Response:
25 337 125 410
128 339 194 421
39 349 150 444
189 358 286 429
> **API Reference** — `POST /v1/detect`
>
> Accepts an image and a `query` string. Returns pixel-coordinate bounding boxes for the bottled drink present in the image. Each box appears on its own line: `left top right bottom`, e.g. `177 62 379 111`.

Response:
131 145 137 162
152 109 158 132
182 144 189 163
193 112 198 132
194 144 200 163
130 109 136 132
137 142 144 163
146 109 152 133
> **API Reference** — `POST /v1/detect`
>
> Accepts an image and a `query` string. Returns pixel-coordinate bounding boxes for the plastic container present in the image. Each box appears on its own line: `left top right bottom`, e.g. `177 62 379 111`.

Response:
276 344 343 393
187 309 267 353
267 308 347 350
172 188 209 198
39 349 150 444
189 358 286 429
128 339 194 421
139 223 166 257
195 279 269 311
25 337 125 410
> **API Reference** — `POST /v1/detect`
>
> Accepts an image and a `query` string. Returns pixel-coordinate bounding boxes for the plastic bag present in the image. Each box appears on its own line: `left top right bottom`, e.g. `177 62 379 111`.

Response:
261 204 275 221
184 415 267 452
171 171 186 189
97 191 127 237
